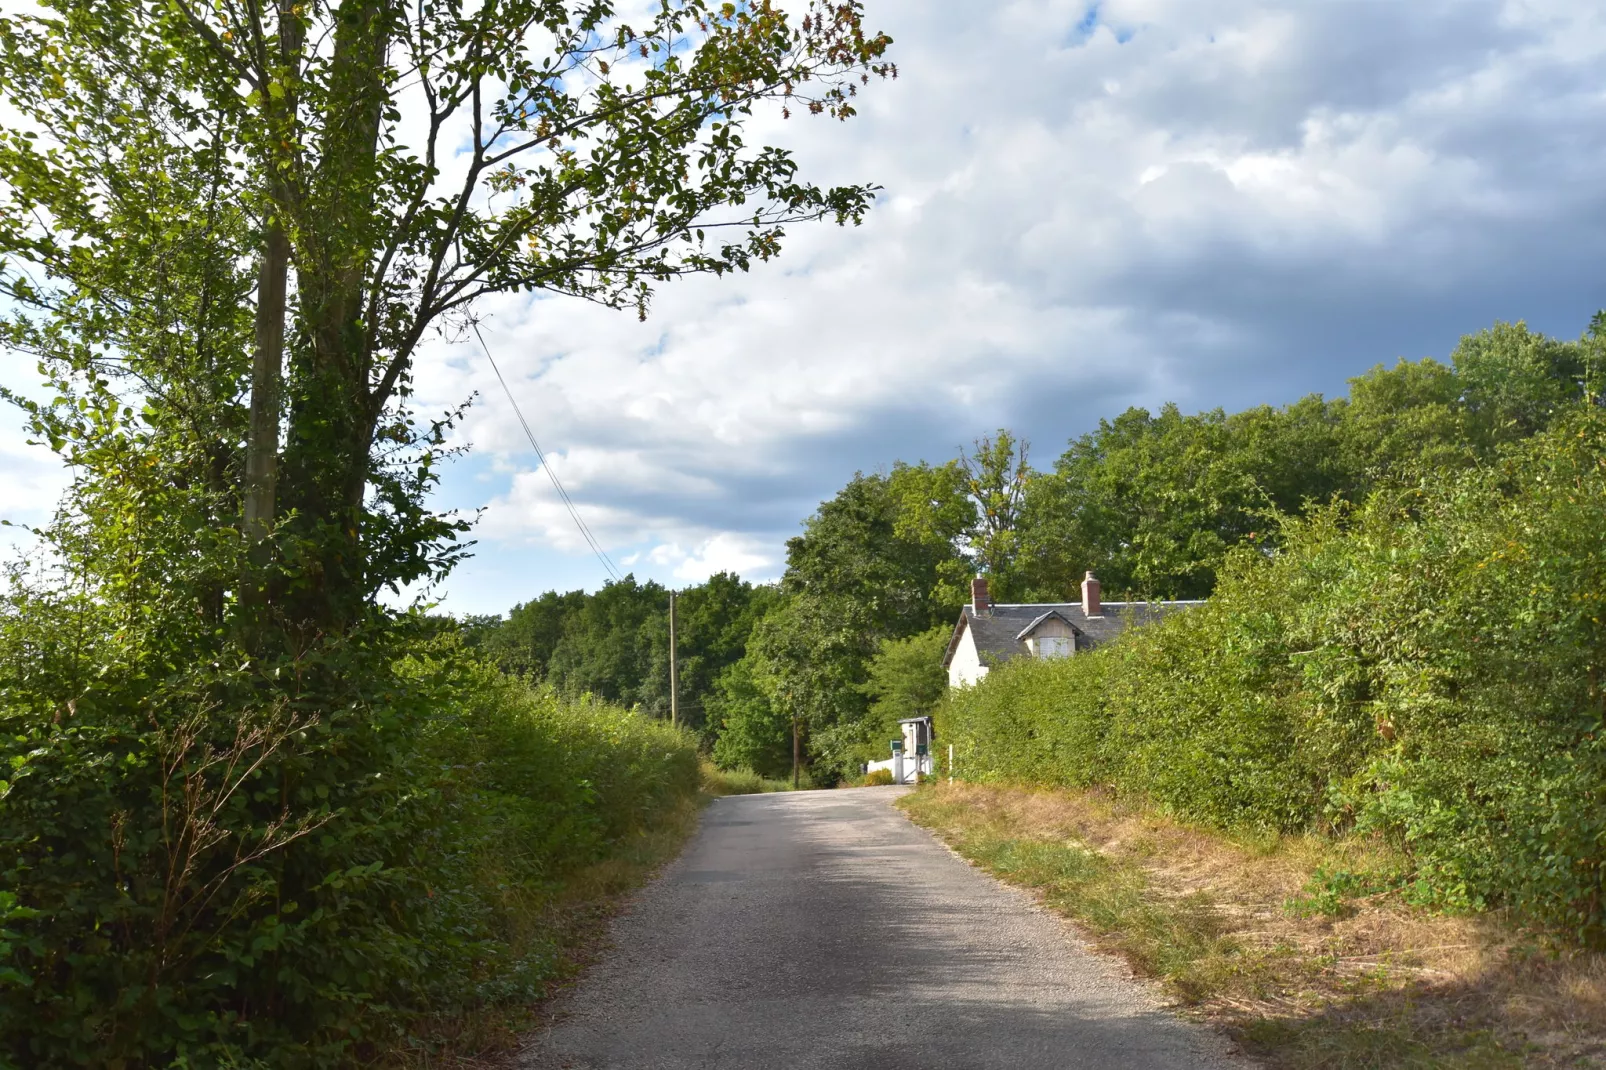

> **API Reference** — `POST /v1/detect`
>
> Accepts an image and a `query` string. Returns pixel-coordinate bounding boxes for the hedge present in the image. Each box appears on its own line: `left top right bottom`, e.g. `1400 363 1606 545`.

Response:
941 410 1606 943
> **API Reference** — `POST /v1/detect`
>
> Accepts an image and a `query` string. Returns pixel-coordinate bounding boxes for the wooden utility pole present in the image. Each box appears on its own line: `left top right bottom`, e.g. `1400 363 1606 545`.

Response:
668 590 679 728
792 707 801 789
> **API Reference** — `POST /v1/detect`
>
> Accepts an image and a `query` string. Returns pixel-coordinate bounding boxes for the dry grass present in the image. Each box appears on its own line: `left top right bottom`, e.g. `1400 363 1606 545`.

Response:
899 782 1606 1069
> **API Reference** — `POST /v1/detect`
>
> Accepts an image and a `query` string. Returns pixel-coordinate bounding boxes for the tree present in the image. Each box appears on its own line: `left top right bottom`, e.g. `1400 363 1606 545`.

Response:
486 588 591 678
746 593 871 783
958 429 1031 585
861 625 949 756
1452 321 1589 441
0 6 894 1055
708 654 791 778
664 573 783 737
1336 358 1473 482
546 575 668 709
887 459 975 608
1 0 895 640
1017 400 1348 599
784 472 960 637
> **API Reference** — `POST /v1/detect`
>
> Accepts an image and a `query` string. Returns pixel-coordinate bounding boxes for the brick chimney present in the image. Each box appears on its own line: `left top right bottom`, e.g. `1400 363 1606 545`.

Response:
971 576 991 616
1081 571 1102 617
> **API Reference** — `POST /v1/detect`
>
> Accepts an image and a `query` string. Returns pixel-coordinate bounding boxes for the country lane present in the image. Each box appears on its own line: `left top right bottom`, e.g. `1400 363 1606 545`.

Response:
519 786 1249 1070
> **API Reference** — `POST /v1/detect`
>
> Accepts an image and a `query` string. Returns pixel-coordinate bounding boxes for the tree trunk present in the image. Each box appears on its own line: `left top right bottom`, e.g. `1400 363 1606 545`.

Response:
239 0 303 641
276 0 389 632
240 220 290 632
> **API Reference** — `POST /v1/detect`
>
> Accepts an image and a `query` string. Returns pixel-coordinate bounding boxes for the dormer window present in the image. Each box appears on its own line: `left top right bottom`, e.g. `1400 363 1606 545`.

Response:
1036 635 1071 658
1017 610 1078 660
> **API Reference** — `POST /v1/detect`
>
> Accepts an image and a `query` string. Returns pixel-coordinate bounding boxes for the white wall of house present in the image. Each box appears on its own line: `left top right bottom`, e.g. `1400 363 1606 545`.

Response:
947 626 988 688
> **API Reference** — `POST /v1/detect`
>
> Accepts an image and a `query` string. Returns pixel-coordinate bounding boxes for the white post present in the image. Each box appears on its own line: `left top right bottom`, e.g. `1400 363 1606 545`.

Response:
893 749 904 785
948 744 954 783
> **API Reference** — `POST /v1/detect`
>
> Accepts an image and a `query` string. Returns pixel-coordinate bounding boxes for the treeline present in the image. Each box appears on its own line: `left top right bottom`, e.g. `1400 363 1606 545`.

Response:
469 320 1603 788
461 573 781 730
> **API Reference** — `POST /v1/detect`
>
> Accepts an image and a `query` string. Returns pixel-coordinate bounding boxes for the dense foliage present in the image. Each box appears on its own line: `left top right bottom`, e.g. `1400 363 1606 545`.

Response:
1012 322 1602 600
0 614 698 1065
941 407 1606 942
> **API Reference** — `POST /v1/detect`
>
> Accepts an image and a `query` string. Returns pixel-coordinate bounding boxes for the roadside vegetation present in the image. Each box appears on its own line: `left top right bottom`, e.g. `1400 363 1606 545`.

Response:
903 784 1606 1069
911 353 1606 1064
938 404 1606 940
0 625 703 1066
701 762 798 796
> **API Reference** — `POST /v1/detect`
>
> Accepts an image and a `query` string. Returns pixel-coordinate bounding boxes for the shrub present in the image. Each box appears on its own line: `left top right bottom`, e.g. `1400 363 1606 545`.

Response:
701 763 793 796
863 768 895 786
0 619 699 1067
940 410 1606 943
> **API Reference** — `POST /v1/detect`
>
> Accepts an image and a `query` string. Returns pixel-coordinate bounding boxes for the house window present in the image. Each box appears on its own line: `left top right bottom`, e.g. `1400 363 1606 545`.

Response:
1037 635 1071 659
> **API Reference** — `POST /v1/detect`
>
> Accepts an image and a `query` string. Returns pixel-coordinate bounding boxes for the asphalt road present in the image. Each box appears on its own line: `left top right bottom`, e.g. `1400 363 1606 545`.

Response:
520 787 1247 1070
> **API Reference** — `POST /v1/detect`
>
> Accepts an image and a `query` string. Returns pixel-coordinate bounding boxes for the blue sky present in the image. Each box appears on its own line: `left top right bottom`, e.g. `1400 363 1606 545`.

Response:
7 0 1606 615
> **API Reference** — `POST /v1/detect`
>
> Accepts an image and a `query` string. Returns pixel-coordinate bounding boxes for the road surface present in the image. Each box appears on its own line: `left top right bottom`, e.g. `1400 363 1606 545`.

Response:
521 787 1246 1070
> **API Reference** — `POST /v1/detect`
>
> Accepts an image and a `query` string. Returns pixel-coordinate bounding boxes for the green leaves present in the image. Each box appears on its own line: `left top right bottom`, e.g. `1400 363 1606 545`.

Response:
943 407 1606 945
2 0 893 635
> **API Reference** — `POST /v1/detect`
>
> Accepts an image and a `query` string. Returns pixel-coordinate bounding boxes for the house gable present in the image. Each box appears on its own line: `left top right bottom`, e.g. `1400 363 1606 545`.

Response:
945 617 989 687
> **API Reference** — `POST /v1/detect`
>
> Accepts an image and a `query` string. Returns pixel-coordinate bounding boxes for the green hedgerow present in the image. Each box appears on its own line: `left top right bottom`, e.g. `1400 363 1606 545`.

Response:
940 410 1606 945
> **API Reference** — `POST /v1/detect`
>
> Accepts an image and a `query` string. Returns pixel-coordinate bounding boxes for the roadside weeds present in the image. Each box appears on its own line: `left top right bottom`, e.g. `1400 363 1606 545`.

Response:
701 762 800 795
386 791 709 1068
898 782 1606 1070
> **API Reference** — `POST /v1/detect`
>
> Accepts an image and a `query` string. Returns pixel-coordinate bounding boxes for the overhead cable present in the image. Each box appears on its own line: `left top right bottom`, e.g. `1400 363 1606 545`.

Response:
471 320 625 584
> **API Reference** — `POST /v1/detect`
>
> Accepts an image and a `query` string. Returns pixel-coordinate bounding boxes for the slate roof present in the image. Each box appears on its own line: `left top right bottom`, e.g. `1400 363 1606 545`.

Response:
941 600 1205 670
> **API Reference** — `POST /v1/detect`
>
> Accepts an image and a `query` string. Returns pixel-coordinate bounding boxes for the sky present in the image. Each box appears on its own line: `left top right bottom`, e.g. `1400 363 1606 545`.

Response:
7 0 1606 615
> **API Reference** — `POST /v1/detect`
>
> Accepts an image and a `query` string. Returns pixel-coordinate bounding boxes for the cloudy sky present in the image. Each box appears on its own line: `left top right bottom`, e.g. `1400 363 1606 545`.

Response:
7 0 1606 614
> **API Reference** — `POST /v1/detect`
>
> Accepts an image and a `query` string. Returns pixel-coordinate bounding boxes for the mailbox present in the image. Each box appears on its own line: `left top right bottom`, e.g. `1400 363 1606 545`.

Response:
890 739 904 752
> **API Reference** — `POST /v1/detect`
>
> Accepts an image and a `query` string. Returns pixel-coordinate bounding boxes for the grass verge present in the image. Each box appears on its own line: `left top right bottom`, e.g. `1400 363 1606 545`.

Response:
389 789 713 1067
899 783 1606 1069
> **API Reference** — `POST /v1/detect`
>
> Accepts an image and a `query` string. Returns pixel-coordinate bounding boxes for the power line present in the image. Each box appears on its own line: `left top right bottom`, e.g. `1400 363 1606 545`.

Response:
470 320 625 584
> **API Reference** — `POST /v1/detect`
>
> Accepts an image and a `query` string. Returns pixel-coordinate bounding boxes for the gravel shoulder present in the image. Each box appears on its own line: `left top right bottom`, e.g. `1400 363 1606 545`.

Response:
518 786 1249 1070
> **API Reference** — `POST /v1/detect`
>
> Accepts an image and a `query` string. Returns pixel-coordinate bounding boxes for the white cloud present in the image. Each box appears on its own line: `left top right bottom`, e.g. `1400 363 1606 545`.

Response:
650 533 778 584
13 0 1606 612
419 0 1606 610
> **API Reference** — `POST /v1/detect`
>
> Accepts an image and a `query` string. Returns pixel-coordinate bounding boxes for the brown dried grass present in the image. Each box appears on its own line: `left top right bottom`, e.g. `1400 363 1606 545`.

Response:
900 782 1606 1069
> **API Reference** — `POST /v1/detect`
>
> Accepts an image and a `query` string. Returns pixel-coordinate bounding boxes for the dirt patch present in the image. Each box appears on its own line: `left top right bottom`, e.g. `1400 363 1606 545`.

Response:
900 782 1606 1069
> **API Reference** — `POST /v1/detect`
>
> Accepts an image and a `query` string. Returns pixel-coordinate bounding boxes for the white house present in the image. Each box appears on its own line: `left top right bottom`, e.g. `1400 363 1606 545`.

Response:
942 573 1204 688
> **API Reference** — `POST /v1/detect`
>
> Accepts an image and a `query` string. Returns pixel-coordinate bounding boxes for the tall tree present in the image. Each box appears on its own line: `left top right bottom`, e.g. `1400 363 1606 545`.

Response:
784 471 960 637
1 0 894 641
958 429 1031 584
